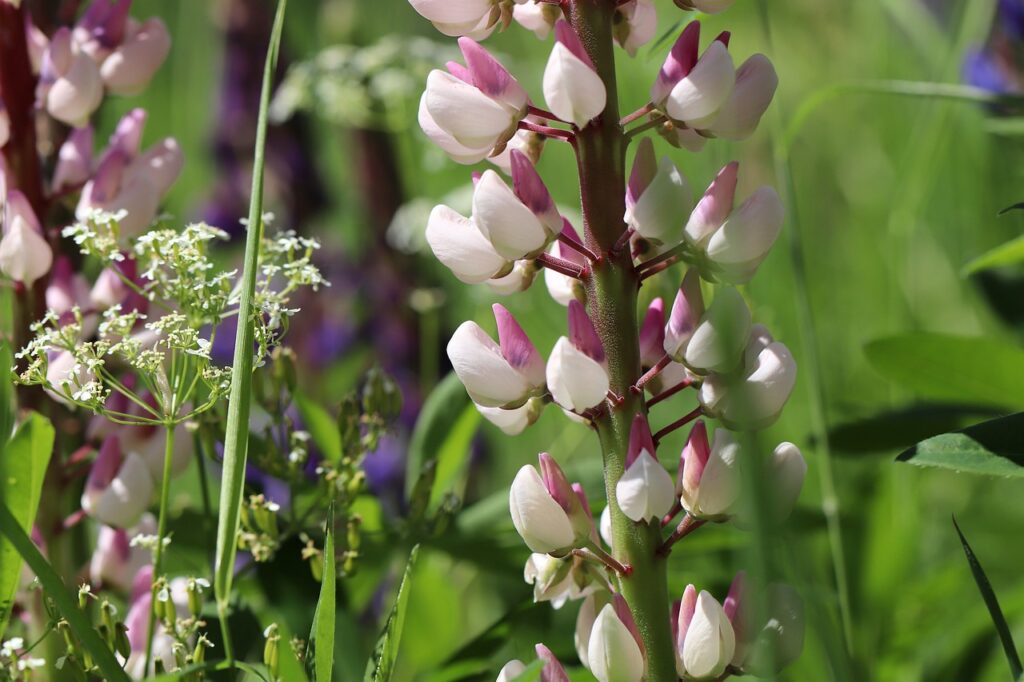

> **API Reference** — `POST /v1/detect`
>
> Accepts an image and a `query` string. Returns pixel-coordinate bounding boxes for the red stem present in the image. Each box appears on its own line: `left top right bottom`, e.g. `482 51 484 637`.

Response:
637 242 687 274
620 102 655 127
657 514 706 557
632 355 671 393
557 231 601 263
518 119 576 143
647 378 694 408
536 252 588 279
660 501 683 528
652 406 702 445
527 104 567 124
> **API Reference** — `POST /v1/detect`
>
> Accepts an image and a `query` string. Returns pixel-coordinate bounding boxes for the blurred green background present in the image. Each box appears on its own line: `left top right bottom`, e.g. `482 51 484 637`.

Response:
111 0 1024 679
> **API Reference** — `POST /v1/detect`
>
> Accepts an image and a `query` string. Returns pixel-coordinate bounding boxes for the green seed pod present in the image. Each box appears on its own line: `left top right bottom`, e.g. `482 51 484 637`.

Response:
406 460 436 524
114 623 132 659
346 516 362 551
264 624 281 679
337 394 361 458
309 552 324 583
342 550 359 577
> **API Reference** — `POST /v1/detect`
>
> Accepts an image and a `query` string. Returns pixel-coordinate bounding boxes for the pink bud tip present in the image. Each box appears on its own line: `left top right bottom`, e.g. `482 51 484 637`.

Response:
723 570 746 622
567 300 605 363
677 584 698 645
492 304 542 372
653 21 701 103
445 60 471 84
639 297 666 360
572 482 594 520
667 271 704 340
554 20 596 70
89 436 123 490
538 453 575 512
680 420 710 489
626 414 657 467
510 149 555 217
458 37 517 99
612 594 646 653
626 137 657 211
534 643 570 682
714 30 731 47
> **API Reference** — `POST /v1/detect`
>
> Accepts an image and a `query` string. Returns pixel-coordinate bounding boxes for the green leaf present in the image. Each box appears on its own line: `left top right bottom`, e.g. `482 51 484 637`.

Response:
865 333 1024 408
896 412 1024 477
404 372 471 498
364 545 420 682
829 403 1001 454
0 343 15 445
0 503 130 682
953 517 1023 680
963 235 1024 275
295 392 342 463
215 0 288 629
307 507 336 681
0 413 54 639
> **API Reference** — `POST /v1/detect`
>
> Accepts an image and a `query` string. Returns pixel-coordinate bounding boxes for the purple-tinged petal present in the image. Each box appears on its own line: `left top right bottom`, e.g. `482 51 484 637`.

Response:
680 420 710 493
677 583 698 646
554 20 596 70
572 482 594 521
567 299 605 363
88 436 124 492
686 161 738 245
612 593 646 653
108 108 147 157
458 37 516 99
626 413 657 467
492 303 544 380
639 297 666 365
715 30 731 47
535 643 570 682
510 149 559 232
538 452 576 513
652 20 700 104
626 136 657 213
445 60 472 84
53 125 94 191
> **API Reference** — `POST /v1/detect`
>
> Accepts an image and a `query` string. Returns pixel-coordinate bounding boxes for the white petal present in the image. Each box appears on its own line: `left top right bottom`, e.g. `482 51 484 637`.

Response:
509 465 576 553
0 217 53 285
543 43 607 127
616 451 675 522
82 453 155 529
709 54 778 140
425 70 515 150
409 0 492 25
473 170 549 260
681 591 735 679
769 442 806 522
665 41 734 124
694 430 741 517
575 594 602 669
418 93 493 164
706 186 783 284
447 321 531 407
46 52 103 127
546 337 609 412
100 18 171 96
426 205 508 284
587 605 645 682
476 401 532 435
626 156 691 244
496 660 527 682
684 288 751 374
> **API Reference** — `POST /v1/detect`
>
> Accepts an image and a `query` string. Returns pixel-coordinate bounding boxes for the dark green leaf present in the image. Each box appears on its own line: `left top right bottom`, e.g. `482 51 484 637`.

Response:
864 333 1024 408
405 372 471 498
952 517 1023 680
997 201 1024 215
896 412 1024 477
963 235 1024 275
829 403 1000 454
0 503 130 681
364 545 420 682
0 343 15 446
0 413 54 638
295 392 342 463
308 507 336 681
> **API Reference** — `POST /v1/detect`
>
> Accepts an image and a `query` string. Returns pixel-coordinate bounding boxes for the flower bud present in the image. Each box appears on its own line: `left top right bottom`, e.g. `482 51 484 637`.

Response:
89 515 155 592
708 54 778 140
735 583 805 676
546 301 609 412
487 259 539 295
81 436 155 529
685 161 738 247
535 643 570 682
409 0 496 38
665 35 735 128
72 0 131 62
509 454 589 555
652 21 700 107
448 304 545 408
588 603 645 682
52 126 94 192
617 415 675 523
0 191 52 286
678 422 739 520
767 442 806 522
682 287 751 374
476 396 544 436
705 186 783 284
100 18 171 96
513 0 560 39
473 169 552 260
38 27 103 127
624 138 692 246
543 220 587 306
496 659 526 682
676 585 736 680
426 204 510 284
699 325 796 429
614 0 657 57
543 21 607 127
663 269 705 361
575 591 612 668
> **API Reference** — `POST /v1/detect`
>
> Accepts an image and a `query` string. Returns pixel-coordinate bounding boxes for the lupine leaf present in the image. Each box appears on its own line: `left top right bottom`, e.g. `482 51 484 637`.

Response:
307 506 336 681
0 503 130 681
896 412 1024 477
0 413 54 639
953 517 1024 680
864 333 1024 408
364 545 420 682
214 0 288 621
963 235 1024 275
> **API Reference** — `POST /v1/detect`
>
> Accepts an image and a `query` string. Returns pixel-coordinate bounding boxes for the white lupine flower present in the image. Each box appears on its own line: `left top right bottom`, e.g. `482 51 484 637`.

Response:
665 39 734 127
81 436 155 529
426 204 509 284
614 0 657 57
0 214 53 286
473 169 550 260
447 305 545 408
685 162 738 247
409 0 495 37
677 586 736 680
616 415 675 523
705 186 784 284
486 259 538 295
683 287 751 374
425 70 519 150
624 138 692 246
418 93 493 164
708 54 778 140
496 659 527 682
475 396 543 436
543 21 607 127
699 325 797 429
89 514 155 592
575 592 611 669
588 604 645 682
38 27 103 127
513 0 559 39
99 17 171 96
509 456 581 554
679 423 740 520
546 301 609 412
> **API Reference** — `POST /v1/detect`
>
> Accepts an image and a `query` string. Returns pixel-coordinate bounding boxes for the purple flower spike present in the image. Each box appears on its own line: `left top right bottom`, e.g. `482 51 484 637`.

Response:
535 643 570 682
554 20 596 70
538 452 576 513
567 299 605 363
639 297 666 362
626 413 657 467
652 21 701 104
492 303 544 377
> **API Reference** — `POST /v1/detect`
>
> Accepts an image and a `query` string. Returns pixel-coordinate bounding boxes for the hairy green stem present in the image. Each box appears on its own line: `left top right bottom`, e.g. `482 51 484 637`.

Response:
567 2 678 680
145 423 177 673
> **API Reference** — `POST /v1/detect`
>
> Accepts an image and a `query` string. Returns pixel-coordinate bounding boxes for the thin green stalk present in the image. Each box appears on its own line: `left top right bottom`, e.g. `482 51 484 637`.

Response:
145 423 177 673
567 2 677 680
756 0 855 656
213 0 288 663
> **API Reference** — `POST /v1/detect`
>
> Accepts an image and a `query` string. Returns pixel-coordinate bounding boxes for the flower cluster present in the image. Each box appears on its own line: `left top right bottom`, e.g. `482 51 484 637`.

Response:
410 0 806 679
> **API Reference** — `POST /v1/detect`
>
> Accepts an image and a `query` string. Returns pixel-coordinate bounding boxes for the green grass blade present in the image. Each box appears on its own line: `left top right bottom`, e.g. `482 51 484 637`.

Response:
307 507 336 681
963 235 1024 276
0 413 54 639
953 517 1024 680
214 0 288 627
0 503 130 682
364 545 420 682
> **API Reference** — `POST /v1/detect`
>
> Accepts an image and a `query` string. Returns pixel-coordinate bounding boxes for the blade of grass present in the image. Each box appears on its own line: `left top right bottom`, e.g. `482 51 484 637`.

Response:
213 0 288 661
0 503 131 682
364 545 420 682
953 516 1024 681
307 506 336 681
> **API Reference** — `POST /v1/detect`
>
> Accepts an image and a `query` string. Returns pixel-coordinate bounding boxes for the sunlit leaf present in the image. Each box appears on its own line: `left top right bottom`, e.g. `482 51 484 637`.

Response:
896 412 1024 477
963 235 1024 275
307 506 336 681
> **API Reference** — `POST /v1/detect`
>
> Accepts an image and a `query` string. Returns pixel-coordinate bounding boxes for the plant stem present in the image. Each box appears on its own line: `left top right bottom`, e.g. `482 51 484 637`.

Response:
652 405 702 445
567 2 677 680
145 423 177 674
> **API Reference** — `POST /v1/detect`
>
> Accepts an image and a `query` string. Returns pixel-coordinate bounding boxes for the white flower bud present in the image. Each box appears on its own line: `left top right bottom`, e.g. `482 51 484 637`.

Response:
683 287 751 374
614 0 657 57
496 659 526 682
575 592 611 669
508 463 576 554
100 17 171 96
616 414 675 523
624 139 692 246
677 587 736 680
475 396 543 436
418 93 493 164
679 424 740 520
705 186 784 284
768 442 806 522
427 205 509 284
709 54 778 140
424 69 523 152
588 604 645 682
473 170 550 260
0 215 53 286
81 437 155 529
546 337 608 412
665 40 734 126
543 22 607 127
39 28 103 127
